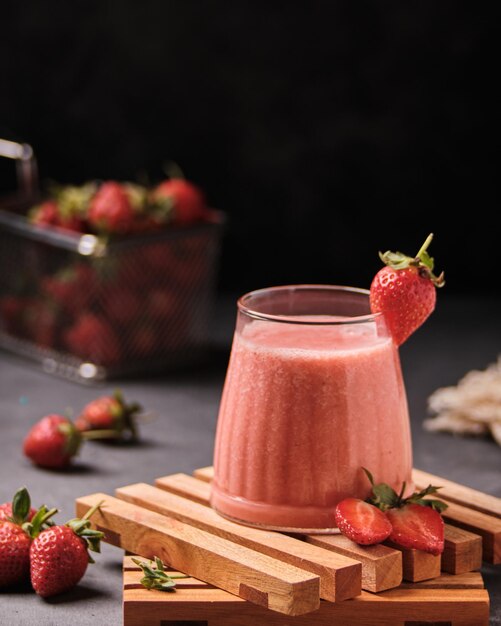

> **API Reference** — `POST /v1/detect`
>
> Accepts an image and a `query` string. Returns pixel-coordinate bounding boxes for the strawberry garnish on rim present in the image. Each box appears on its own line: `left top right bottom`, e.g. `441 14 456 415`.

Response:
370 233 445 346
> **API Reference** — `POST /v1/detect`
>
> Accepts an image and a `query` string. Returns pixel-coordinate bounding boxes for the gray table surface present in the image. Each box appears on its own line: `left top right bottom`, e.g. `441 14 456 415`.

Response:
0 294 500 626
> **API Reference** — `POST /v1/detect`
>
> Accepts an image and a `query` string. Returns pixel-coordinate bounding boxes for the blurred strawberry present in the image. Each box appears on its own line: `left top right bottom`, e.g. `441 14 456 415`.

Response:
29 195 86 233
0 296 26 334
152 171 208 225
103 287 143 326
22 299 60 349
88 181 137 234
147 289 177 320
75 390 141 440
64 312 121 365
128 215 164 234
41 263 96 315
23 415 82 469
142 242 177 271
131 325 157 357
29 201 60 227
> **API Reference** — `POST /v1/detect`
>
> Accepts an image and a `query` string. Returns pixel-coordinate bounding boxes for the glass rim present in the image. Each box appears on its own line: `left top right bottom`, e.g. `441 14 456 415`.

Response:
237 284 383 325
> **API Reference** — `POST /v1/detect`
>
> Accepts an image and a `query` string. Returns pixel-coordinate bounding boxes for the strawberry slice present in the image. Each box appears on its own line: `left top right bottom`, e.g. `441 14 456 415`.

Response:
386 503 445 555
335 498 392 545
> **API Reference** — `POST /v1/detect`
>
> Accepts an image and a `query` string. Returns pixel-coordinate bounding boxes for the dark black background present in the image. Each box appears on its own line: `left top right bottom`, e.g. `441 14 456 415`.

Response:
1 1 498 294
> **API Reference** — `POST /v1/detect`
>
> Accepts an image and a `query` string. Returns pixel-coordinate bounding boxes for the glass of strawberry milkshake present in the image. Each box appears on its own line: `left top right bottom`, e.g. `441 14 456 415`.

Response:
211 285 413 532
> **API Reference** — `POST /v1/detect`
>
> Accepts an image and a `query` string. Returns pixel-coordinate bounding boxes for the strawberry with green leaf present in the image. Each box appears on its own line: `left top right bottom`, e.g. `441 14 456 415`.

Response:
152 163 209 225
75 390 141 441
29 502 104 597
23 415 83 469
0 488 52 588
370 233 445 346
335 468 447 554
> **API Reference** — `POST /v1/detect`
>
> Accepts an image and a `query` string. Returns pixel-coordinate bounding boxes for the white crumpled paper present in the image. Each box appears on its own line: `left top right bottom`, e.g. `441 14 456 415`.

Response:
424 357 501 447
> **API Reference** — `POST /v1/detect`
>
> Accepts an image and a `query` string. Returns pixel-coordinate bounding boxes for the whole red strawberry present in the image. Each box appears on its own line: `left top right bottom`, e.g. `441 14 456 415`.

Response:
369 234 444 346
153 177 208 225
23 415 82 469
0 522 31 587
0 487 41 587
30 504 104 597
75 390 141 440
88 181 136 233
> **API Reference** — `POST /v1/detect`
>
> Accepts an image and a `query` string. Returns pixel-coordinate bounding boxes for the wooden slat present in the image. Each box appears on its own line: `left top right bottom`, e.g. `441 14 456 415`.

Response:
440 500 501 564
399 571 484 589
193 466 214 483
385 540 441 582
123 560 490 626
442 525 482 575
305 534 402 593
75 493 320 616
413 469 501 519
116 482 362 602
156 473 212 504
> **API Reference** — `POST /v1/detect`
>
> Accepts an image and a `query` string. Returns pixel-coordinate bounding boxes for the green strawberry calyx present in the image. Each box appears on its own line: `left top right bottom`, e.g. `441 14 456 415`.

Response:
23 505 58 538
131 556 189 592
379 233 445 288
58 421 83 458
362 467 448 513
112 389 142 441
7 487 32 525
66 501 105 563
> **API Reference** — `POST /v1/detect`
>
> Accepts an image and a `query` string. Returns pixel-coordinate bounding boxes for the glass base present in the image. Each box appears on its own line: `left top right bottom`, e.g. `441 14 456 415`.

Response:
212 505 342 535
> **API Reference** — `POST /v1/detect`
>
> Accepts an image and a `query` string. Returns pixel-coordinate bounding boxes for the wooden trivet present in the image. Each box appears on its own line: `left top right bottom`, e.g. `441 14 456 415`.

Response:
75 466 499 624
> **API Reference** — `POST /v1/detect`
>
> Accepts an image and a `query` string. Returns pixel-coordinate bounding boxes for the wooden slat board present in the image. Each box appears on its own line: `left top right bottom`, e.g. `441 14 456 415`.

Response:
123 557 490 626
76 493 320 616
115 482 362 602
75 466 500 624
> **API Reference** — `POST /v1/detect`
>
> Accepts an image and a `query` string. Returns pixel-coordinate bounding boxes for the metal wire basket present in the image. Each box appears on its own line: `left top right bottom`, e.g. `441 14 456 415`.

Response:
0 139 224 384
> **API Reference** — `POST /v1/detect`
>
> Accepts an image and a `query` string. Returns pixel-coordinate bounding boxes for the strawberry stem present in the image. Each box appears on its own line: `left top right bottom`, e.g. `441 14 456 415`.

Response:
81 500 105 522
415 233 434 260
81 429 123 440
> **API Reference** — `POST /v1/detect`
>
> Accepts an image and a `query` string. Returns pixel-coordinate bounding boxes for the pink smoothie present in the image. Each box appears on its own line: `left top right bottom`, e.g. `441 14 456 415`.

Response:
211 317 413 530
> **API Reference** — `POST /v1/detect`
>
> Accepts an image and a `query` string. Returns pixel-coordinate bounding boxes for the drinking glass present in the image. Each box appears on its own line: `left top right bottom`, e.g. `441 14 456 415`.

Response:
211 285 413 532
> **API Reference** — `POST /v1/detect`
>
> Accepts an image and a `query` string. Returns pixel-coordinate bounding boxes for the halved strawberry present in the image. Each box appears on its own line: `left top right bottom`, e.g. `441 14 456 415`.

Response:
335 498 392 545
386 503 444 555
